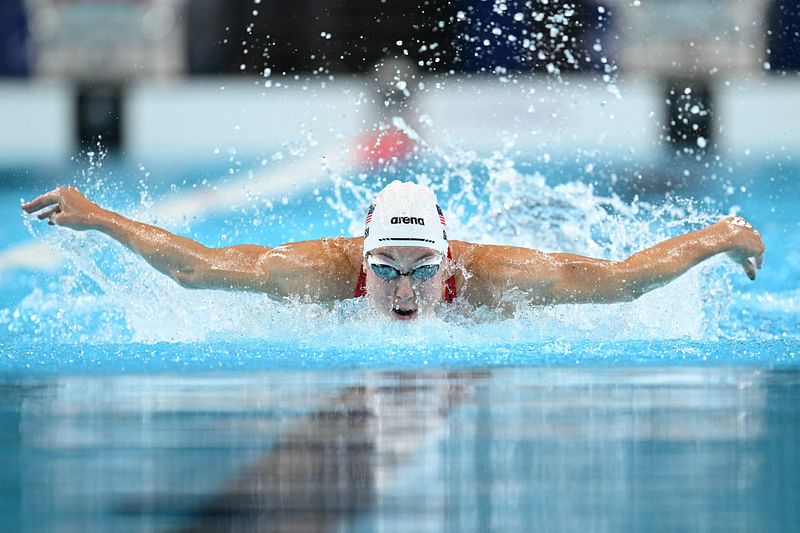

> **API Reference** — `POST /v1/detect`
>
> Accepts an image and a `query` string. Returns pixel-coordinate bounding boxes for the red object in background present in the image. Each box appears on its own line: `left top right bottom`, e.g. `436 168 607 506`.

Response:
356 127 415 167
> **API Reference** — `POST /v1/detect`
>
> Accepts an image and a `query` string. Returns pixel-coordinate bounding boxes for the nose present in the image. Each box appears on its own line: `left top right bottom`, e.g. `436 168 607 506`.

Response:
394 276 415 302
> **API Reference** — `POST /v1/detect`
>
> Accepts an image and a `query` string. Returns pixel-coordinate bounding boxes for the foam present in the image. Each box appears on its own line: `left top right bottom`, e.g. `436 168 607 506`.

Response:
4 145 737 346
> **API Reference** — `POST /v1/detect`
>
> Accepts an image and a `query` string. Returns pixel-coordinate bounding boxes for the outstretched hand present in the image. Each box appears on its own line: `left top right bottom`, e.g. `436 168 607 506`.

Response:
21 187 103 231
718 216 765 280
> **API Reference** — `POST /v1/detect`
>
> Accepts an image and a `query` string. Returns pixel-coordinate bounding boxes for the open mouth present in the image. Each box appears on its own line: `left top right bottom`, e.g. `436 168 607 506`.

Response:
392 308 418 320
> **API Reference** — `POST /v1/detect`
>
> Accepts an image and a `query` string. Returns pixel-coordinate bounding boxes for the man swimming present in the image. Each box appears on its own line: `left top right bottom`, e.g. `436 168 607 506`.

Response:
21 181 765 321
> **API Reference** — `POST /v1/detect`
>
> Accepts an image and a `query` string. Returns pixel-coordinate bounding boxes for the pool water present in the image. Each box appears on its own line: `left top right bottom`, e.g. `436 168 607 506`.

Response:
1 154 798 531
2 368 799 532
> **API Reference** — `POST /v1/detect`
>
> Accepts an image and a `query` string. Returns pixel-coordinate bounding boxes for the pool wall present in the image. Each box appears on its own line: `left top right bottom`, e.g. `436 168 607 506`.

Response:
0 75 798 167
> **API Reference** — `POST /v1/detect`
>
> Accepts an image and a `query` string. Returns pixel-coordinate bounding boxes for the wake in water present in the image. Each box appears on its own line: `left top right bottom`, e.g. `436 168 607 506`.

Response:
4 137 747 347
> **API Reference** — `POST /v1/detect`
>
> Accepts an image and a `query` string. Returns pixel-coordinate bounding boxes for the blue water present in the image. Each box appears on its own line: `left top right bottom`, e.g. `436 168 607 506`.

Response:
2 154 798 368
1 154 799 531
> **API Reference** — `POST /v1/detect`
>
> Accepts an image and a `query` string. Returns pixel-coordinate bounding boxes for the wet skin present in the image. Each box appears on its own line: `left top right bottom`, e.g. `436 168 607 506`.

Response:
21 187 766 314
363 246 446 320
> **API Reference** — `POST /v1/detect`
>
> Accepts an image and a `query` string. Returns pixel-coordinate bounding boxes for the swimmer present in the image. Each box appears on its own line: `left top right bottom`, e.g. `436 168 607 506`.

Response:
21 181 765 321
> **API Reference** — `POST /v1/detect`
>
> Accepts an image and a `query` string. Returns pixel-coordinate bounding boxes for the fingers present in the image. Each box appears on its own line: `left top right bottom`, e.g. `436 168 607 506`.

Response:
727 247 763 281
742 258 756 281
21 190 61 214
36 205 61 221
751 231 765 271
724 214 765 280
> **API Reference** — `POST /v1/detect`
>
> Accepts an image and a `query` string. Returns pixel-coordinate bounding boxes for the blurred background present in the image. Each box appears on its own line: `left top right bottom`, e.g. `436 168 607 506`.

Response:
0 0 798 171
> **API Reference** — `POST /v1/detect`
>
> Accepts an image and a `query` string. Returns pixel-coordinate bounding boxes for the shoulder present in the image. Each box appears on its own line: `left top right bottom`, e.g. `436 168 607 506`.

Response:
328 236 364 272
448 240 561 306
450 240 556 273
268 237 363 270
254 237 363 301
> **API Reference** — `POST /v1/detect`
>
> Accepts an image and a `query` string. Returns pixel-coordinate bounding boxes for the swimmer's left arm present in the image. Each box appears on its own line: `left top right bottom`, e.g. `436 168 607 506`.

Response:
544 216 765 303
458 217 764 306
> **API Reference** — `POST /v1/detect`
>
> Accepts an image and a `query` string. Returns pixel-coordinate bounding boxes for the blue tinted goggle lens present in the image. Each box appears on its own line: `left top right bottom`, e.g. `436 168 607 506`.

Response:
369 262 440 281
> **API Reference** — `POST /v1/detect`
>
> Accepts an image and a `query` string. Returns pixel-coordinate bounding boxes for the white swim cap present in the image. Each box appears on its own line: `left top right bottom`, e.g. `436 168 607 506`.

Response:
363 181 448 256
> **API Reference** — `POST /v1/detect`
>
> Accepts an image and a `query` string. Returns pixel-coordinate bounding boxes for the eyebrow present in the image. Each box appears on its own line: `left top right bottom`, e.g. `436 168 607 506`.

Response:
372 252 439 265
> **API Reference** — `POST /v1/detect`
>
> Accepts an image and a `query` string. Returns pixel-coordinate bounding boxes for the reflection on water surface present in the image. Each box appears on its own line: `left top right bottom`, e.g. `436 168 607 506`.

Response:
1 367 798 532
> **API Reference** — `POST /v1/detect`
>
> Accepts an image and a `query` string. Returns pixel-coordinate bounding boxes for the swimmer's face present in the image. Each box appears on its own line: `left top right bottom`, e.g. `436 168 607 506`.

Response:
364 246 445 320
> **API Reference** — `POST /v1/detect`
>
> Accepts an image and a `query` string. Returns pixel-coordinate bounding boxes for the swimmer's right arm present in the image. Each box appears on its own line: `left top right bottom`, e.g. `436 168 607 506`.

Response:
22 187 360 300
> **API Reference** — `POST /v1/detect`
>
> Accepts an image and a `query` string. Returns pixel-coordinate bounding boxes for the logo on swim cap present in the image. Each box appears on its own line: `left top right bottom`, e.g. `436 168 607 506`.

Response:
363 181 448 256
390 216 425 225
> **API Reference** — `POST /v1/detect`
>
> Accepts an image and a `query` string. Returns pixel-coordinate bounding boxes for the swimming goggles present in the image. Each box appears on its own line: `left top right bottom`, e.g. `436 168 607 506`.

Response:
367 254 442 282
